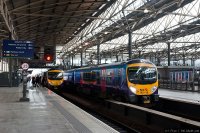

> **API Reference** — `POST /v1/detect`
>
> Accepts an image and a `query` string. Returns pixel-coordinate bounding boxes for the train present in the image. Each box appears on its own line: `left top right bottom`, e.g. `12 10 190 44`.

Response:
46 68 64 90
63 59 159 104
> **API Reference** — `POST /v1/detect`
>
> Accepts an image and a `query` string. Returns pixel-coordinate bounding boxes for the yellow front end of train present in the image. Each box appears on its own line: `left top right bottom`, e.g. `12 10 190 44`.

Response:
126 63 159 103
47 69 64 89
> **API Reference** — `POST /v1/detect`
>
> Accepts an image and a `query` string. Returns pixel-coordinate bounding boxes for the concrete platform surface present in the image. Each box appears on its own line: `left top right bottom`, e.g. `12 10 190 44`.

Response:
159 89 200 104
0 85 119 133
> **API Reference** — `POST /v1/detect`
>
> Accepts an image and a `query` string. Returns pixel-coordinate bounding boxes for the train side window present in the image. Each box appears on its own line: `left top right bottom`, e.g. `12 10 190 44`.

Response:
83 72 96 81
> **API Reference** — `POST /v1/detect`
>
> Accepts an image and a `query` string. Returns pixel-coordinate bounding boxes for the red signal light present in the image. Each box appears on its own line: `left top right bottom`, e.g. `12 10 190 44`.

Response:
46 56 51 61
44 54 53 62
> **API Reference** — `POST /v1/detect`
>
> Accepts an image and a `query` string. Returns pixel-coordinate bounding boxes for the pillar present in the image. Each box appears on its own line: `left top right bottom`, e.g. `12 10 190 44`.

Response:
128 31 132 60
167 42 170 66
97 43 100 65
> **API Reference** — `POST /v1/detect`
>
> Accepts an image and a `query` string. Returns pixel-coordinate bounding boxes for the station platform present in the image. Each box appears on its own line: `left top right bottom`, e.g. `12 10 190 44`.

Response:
159 88 200 104
0 84 119 133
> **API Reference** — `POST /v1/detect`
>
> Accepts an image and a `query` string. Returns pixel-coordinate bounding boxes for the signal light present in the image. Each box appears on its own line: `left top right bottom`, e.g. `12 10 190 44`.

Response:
46 55 51 61
44 54 53 62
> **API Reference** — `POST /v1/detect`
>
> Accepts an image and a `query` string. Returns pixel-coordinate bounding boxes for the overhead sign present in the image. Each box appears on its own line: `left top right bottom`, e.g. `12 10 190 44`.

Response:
21 63 29 70
2 40 34 58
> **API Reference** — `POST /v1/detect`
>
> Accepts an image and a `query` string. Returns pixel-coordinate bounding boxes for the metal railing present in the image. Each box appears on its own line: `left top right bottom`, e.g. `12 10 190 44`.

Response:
159 78 200 92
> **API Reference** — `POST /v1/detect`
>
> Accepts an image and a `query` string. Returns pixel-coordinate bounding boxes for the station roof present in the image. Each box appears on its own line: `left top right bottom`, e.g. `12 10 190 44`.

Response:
1 0 200 67
1 0 115 46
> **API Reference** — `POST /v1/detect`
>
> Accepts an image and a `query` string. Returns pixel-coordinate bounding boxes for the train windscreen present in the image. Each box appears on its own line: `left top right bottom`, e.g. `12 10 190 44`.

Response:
48 72 63 80
127 67 157 84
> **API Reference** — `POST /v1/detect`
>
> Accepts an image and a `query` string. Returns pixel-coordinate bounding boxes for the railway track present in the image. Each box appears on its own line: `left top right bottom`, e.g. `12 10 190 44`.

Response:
56 91 200 133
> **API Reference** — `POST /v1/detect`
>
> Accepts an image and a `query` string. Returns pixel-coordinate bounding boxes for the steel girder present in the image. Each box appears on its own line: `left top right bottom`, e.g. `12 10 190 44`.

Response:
0 0 17 39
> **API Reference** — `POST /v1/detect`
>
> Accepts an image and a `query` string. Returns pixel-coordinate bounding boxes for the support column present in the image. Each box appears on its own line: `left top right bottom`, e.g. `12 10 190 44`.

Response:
149 54 152 62
128 31 132 60
138 51 141 58
157 57 160 66
97 43 100 65
174 50 177 62
85 49 87 58
71 55 73 68
1 57 4 72
8 32 12 87
167 42 170 66
116 55 119 62
80 51 83 67
193 57 195 67
183 53 185 66
191 57 194 66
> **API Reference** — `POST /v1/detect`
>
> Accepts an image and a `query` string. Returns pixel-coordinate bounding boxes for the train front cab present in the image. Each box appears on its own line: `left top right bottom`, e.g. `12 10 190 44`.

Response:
126 63 159 104
47 69 64 90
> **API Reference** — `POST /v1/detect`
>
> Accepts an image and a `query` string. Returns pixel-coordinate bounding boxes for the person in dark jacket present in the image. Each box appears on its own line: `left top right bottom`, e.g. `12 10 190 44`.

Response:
32 76 36 87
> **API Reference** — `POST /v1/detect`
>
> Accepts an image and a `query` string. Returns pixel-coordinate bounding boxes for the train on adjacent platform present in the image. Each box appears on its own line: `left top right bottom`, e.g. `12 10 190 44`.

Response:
62 59 159 104
45 68 64 90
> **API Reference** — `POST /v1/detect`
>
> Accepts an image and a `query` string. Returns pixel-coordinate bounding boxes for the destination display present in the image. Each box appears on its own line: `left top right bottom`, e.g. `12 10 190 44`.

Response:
2 40 34 58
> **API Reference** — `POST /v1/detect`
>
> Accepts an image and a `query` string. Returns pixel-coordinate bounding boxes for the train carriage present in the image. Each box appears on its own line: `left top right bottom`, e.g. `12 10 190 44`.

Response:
64 59 159 104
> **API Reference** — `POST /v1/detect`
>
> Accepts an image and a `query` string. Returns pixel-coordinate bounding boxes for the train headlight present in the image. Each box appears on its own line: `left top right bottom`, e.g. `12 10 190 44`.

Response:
151 86 157 93
129 86 136 94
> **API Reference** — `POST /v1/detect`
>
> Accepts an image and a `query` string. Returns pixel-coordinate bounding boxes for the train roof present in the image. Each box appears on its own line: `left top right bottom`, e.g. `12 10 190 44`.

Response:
126 59 153 65
67 59 154 71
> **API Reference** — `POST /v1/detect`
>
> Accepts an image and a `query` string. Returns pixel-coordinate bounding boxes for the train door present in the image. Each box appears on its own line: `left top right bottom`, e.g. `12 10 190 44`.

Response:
96 70 100 85
101 68 106 93
118 68 122 88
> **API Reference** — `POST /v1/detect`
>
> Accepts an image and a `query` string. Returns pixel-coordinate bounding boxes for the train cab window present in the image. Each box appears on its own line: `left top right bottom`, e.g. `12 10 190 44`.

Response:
127 67 157 84
48 72 63 80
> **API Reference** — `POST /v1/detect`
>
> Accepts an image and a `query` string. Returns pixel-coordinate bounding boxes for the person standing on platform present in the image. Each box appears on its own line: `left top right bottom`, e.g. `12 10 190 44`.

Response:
32 76 36 87
36 75 41 87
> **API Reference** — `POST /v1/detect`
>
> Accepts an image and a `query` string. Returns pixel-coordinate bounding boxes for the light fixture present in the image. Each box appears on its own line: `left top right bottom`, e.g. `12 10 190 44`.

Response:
92 12 97 16
144 8 149 13
104 31 109 34
99 4 106 10
86 19 90 22
84 42 89 45
81 23 85 26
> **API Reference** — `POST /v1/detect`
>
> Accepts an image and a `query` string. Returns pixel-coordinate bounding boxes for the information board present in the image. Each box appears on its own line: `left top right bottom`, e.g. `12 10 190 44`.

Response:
2 40 34 58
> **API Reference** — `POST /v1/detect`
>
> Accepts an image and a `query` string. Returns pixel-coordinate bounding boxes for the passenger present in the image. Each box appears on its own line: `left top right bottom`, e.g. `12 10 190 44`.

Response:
36 75 41 87
32 76 36 87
